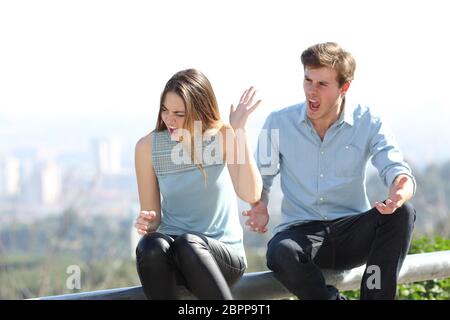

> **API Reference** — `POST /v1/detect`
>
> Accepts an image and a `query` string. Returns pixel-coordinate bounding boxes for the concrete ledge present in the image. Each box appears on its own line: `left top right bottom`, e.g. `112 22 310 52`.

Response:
33 250 450 300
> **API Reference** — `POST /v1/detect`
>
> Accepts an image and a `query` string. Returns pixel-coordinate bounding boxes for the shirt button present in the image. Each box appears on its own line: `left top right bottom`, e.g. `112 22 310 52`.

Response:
320 173 324 178
320 197 324 201
321 151 324 155
324 216 328 220
345 145 349 149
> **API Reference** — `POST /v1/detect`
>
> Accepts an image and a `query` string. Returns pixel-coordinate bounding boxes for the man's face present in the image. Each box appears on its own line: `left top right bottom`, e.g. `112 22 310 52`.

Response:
303 66 348 124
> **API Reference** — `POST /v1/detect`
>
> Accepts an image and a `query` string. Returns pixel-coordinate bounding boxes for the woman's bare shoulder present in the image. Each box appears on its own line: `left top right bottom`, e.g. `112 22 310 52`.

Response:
135 132 153 157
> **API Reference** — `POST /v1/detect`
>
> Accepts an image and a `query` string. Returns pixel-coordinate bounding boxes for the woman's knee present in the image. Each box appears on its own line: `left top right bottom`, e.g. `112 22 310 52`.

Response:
173 233 207 251
136 232 172 264
172 233 208 265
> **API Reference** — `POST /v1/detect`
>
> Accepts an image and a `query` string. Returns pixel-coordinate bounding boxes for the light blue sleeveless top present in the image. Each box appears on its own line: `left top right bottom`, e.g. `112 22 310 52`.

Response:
151 129 246 265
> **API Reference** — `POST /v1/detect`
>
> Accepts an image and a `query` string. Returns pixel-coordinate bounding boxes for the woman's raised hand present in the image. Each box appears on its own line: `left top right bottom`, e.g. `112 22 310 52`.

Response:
229 86 261 130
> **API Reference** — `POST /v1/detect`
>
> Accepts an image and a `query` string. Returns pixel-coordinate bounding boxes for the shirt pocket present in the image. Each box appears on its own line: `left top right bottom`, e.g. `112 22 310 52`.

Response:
334 144 364 177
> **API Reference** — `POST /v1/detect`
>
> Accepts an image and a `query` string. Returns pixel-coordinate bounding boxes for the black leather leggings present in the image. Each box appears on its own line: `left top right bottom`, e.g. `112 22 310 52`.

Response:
136 232 246 300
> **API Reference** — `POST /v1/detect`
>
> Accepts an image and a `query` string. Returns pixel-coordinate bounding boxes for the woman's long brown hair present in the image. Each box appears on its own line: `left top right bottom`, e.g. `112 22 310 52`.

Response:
156 69 224 181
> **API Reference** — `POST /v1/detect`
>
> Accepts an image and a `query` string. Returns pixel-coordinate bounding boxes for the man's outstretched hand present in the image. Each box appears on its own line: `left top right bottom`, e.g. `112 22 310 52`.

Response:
375 175 414 214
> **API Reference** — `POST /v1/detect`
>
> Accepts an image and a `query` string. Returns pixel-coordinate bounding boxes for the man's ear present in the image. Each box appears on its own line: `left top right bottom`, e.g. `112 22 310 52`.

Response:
341 81 351 96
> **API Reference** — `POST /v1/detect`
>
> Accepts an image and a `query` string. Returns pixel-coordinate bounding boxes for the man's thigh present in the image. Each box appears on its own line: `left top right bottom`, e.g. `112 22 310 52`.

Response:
267 221 333 265
325 208 380 270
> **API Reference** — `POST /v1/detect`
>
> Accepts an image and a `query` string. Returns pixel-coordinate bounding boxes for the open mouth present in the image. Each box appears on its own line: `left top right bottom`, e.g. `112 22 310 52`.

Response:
167 126 178 135
308 99 320 112
167 126 183 141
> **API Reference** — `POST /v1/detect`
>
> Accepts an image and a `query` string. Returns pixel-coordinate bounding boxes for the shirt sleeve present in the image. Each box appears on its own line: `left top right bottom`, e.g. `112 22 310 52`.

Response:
255 112 281 202
370 116 417 195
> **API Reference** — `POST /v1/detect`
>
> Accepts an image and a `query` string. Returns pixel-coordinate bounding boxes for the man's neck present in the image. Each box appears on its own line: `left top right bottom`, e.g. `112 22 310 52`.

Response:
310 99 345 141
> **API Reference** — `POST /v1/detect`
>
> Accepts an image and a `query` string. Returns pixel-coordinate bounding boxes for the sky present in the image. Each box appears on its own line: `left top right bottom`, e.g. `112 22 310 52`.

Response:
1 0 449 165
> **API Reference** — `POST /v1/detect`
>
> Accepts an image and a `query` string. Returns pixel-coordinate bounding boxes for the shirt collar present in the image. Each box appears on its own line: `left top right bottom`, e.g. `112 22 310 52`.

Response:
341 97 355 126
298 102 308 124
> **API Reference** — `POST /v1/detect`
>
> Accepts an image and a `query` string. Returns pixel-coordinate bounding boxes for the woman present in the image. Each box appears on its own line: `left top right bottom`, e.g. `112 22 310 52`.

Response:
134 69 262 300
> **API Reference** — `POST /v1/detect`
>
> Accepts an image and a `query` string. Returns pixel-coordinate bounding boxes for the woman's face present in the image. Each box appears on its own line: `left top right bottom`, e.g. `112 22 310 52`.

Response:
161 91 186 141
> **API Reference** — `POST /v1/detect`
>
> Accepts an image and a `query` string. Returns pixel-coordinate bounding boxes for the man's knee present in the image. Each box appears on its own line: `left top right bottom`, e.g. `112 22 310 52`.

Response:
378 202 416 237
267 239 310 272
390 202 416 226
399 202 416 219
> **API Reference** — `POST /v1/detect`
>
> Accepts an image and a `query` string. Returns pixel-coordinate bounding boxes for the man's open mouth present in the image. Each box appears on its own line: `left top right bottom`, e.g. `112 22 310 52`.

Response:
309 99 320 111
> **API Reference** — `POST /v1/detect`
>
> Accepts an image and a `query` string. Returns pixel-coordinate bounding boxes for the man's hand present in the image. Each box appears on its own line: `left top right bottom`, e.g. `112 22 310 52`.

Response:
375 175 414 214
242 200 269 233
134 210 158 236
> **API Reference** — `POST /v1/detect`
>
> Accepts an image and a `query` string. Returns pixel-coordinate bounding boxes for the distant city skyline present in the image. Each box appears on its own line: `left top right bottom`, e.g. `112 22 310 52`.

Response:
1 1 449 167
1 105 449 171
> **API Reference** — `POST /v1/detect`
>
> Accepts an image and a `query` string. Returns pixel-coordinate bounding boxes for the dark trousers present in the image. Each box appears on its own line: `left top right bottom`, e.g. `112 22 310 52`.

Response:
266 203 416 300
136 232 246 300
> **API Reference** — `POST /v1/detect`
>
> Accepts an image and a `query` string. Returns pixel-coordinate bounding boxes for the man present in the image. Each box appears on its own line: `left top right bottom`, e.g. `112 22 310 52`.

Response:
244 42 416 300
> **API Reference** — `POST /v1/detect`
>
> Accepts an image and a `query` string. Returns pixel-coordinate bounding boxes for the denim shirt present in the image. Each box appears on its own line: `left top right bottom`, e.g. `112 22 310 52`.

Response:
256 99 416 235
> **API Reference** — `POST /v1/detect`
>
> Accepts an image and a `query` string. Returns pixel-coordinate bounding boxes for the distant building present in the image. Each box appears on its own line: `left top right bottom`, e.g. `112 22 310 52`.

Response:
0 156 21 197
39 161 61 205
93 138 122 175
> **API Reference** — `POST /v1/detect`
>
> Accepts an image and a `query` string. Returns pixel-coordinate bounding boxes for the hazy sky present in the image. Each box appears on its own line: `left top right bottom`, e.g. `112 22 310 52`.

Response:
1 0 449 164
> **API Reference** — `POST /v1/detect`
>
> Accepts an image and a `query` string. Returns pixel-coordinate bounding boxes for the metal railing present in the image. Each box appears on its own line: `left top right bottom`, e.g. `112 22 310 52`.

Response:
34 250 450 300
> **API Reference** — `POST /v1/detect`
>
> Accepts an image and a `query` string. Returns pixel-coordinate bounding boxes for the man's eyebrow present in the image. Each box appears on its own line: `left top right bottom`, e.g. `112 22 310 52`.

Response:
304 75 329 84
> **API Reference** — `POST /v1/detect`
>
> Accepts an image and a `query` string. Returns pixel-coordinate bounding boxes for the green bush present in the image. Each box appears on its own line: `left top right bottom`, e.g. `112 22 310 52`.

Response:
343 236 450 300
